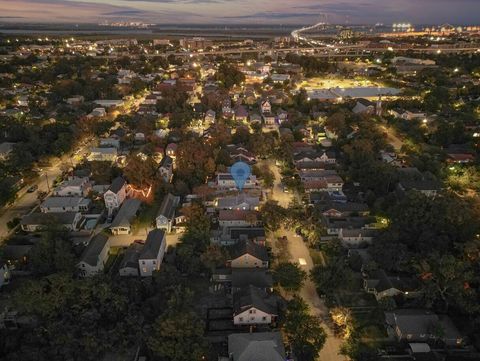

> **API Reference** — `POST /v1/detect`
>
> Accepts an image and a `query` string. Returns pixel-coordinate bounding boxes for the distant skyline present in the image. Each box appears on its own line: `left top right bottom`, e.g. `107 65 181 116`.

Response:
0 0 479 25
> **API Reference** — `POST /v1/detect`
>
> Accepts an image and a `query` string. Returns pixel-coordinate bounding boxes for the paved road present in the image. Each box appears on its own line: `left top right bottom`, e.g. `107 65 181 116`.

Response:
379 124 404 152
268 161 347 361
0 141 93 242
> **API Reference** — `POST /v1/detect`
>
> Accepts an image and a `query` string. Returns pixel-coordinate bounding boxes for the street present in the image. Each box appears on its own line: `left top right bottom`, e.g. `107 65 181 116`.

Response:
268 161 347 361
379 124 404 151
0 140 93 242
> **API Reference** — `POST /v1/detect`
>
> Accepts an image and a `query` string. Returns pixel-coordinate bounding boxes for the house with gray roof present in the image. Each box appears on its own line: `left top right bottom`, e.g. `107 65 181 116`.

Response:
385 309 463 347
110 198 141 235
77 234 110 277
216 194 260 211
231 268 273 293
233 285 278 326
118 242 143 277
228 332 286 361
138 229 166 277
40 197 90 213
158 155 173 183
364 269 421 300
20 212 82 232
155 193 180 233
228 239 269 269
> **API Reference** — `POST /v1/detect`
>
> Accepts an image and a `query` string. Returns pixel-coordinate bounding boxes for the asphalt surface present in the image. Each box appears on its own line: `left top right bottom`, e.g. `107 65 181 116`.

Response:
268 160 347 361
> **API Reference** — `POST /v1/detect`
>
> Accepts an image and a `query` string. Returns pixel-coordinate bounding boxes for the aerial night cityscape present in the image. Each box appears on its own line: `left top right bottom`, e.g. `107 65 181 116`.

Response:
0 1 480 361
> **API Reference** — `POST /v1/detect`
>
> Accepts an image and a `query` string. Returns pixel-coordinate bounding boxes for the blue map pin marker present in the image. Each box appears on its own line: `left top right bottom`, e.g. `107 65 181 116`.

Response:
231 161 251 191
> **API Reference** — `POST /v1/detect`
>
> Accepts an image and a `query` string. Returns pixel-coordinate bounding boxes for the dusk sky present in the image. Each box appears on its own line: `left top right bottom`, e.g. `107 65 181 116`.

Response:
0 0 479 25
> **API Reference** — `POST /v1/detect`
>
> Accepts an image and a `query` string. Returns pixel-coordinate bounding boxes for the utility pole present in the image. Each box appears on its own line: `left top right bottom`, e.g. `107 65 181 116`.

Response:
44 172 50 193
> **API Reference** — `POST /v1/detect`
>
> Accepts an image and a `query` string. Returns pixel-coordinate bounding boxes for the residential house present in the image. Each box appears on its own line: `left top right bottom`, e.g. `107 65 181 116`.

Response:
118 242 143 277
219 210 259 228
271 73 290 83
53 177 91 197
233 285 278 326
155 193 180 232
77 234 110 277
20 212 82 232
303 175 344 193
324 217 371 236
228 239 269 268
0 262 11 289
66 95 84 105
294 150 336 170
235 105 248 122
338 228 376 247
104 177 127 215
231 268 273 293
260 99 272 114
215 194 260 211
249 113 262 125
385 309 463 347
89 108 107 117
364 269 421 300
40 197 91 213
352 98 375 115
227 145 256 164
0 142 15 160
319 202 370 218
100 138 121 149
205 109 216 123
228 332 286 361
94 99 124 108
88 147 117 162
397 168 441 197
262 113 276 128
222 98 233 117
216 173 257 189
110 199 141 235
389 109 427 121
138 229 166 277
158 155 173 183
165 143 178 159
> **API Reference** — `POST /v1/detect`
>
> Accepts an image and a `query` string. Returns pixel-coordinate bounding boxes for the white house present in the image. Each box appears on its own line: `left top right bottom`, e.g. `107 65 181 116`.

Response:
260 99 272 114
53 177 91 197
0 262 11 289
77 234 110 277
104 177 127 215
110 198 141 235
20 212 82 232
228 239 269 269
338 229 376 247
94 99 124 108
88 147 117 162
216 173 257 189
158 156 173 183
89 108 107 117
233 286 277 326
138 229 166 277
155 193 180 232
40 197 91 213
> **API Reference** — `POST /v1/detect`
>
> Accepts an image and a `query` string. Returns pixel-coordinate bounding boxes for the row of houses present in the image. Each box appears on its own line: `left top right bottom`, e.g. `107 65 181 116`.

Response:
77 229 166 277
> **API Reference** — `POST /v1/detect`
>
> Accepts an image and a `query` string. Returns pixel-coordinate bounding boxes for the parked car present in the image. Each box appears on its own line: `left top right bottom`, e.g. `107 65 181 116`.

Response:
27 185 38 193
